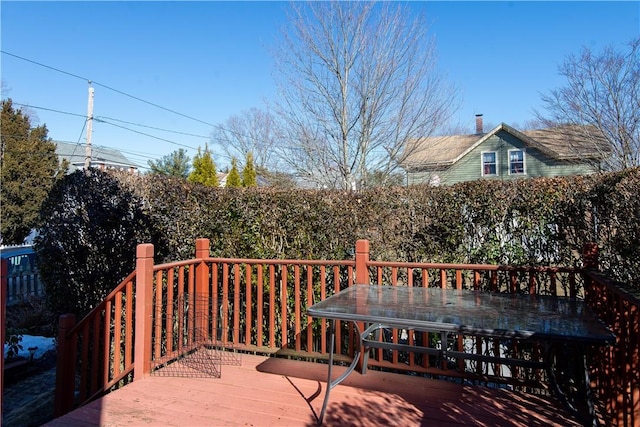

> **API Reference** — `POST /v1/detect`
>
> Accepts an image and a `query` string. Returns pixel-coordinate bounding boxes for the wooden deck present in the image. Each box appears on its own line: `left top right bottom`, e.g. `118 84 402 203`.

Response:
45 352 583 427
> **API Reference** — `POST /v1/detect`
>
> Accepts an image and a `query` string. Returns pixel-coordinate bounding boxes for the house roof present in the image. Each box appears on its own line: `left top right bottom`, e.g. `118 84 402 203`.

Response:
55 141 139 171
402 123 608 169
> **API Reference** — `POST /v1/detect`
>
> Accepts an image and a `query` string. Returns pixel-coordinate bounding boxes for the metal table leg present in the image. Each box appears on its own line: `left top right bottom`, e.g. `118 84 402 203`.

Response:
546 342 598 426
318 319 362 425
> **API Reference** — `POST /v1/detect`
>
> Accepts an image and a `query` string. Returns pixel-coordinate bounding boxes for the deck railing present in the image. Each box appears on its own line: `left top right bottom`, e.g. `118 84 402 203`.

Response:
54 238 639 426
54 271 137 415
584 270 640 426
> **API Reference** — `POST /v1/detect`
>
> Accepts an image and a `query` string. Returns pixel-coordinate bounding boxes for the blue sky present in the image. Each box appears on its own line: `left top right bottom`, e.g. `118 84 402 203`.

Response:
2 1 638 171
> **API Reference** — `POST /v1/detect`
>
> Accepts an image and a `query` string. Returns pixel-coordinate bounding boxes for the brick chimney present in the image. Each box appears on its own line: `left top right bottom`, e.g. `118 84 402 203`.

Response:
475 114 483 134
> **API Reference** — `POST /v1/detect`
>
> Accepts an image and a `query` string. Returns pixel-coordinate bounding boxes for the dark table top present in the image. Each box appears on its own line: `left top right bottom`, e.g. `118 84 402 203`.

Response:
308 285 615 344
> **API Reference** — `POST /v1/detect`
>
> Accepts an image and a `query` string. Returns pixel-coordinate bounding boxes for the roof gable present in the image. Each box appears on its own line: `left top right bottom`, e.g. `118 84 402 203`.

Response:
403 123 606 169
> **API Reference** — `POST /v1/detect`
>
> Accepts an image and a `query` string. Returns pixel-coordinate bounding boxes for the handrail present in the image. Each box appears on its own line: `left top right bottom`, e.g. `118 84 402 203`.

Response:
55 271 137 414
206 257 355 266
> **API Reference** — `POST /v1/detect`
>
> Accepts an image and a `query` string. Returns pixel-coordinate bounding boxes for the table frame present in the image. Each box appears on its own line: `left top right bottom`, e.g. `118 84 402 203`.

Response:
308 285 614 426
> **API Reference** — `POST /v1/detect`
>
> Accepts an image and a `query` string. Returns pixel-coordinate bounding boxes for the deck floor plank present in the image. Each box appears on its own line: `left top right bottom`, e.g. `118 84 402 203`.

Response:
45 353 583 427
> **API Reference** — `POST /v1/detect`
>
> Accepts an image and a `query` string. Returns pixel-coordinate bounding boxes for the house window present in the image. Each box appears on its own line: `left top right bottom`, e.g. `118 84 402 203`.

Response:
509 149 525 175
482 151 497 176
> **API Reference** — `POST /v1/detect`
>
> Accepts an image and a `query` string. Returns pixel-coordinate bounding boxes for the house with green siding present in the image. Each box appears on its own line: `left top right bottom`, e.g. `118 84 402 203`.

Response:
402 116 607 186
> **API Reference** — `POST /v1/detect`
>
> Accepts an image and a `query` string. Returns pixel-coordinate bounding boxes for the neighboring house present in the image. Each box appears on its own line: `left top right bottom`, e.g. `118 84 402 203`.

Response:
217 172 229 187
402 116 607 186
217 172 270 187
55 141 139 173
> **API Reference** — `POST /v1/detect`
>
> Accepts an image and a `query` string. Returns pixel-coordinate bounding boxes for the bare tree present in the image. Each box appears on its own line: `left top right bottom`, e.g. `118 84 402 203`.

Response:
537 38 640 170
272 1 458 190
211 107 279 170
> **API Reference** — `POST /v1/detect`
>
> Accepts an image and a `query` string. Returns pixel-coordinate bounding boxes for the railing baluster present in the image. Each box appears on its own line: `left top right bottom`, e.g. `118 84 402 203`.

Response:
211 263 219 342
114 292 122 378
528 269 537 295
333 265 341 355
91 315 100 395
257 264 264 348
154 270 163 360
269 264 275 348
80 321 90 401
569 271 576 298
245 264 252 346
233 263 241 345
166 269 174 356
125 280 133 368
320 265 326 354
222 264 229 346
103 300 112 386
280 265 288 349
306 265 313 352
294 265 301 352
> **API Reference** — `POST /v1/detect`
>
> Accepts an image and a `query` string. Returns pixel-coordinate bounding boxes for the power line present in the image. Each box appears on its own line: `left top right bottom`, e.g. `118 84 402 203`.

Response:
95 115 211 139
1 51 89 82
2 50 218 127
2 51 270 145
11 102 87 119
96 118 199 151
76 119 88 144
9 102 208 155
10 101 210 142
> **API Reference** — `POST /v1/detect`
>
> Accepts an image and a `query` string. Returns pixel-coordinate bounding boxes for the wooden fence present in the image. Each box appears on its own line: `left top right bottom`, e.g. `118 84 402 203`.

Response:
0 245 43 305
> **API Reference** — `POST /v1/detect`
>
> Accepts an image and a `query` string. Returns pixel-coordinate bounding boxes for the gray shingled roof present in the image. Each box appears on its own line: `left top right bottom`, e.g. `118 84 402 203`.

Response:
403 124 608 169
55 141 139 171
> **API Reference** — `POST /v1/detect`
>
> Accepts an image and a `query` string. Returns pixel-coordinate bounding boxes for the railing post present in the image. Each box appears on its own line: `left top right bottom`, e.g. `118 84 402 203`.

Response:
54 313 77 417
354 240 370 372
1 258 7 421
134 243 154 381
195 239 210 339
195 238 210 296
355 239 370 285
582 242 599 303
582 242 599 270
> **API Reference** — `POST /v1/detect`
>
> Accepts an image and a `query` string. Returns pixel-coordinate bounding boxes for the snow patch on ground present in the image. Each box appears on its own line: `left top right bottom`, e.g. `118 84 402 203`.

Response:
4 335 56 359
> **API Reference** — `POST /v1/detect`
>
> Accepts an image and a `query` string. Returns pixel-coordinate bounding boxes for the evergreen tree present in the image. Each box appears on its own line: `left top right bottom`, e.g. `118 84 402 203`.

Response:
188 144 219 187
225 157 242 187
147 149 191 178
1 98 62 244
241 151 257 187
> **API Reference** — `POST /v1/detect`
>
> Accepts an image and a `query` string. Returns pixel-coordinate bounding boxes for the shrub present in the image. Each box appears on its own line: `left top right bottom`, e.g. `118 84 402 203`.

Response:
34 169 165 319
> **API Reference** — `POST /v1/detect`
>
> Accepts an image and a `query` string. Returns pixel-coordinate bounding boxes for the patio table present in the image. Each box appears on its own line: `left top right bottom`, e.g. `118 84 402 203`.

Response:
307 285 615 426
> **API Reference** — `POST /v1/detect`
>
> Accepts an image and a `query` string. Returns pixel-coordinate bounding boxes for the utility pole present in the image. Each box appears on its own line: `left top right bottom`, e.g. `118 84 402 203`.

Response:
84 82 94 169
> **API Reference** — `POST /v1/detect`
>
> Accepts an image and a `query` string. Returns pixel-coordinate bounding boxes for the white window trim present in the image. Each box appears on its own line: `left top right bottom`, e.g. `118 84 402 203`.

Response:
481 150 498 177
508 149 526 175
